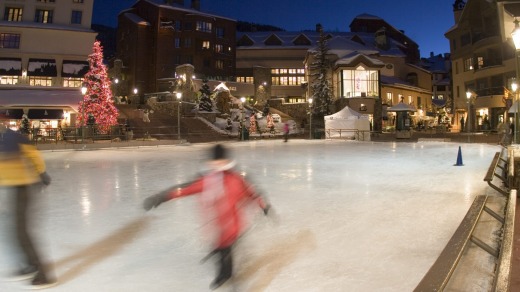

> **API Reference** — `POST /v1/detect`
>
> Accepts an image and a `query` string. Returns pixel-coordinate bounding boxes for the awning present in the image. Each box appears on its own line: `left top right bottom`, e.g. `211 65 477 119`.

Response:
62 60 89 77
28 58 57 77
0 109 24 119
0 89 82 112
431 99 447 107
28 109 64 119
0 58 22 76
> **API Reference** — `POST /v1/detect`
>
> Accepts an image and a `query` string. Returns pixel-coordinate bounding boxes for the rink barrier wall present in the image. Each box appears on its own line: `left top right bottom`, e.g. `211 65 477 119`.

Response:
415 149 515 292
413 195 489 292
484 149 509 196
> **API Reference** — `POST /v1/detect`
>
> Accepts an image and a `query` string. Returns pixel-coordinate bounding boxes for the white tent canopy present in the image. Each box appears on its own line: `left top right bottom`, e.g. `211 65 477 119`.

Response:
324 106 371 140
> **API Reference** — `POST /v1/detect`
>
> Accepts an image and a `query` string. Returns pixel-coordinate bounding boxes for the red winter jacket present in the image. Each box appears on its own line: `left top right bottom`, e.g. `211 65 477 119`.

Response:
167 163 266 248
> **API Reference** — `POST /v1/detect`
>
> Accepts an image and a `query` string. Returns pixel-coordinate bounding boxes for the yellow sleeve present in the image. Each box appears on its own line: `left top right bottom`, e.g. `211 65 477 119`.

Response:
19 144 46 174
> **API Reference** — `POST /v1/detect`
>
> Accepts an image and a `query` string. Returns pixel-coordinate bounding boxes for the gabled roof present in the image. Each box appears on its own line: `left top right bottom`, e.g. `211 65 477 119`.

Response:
292 34 312 46
334 52 385 68
264 34 283 46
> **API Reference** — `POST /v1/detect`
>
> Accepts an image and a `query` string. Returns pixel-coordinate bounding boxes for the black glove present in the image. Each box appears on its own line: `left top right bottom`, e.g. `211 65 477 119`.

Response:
263 204 271 216
39 172 51 186
143 192 168 211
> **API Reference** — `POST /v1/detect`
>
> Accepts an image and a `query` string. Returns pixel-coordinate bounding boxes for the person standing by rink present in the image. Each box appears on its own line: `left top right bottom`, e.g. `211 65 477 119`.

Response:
143 144 271 290
0 115 55 289
283 122 290 142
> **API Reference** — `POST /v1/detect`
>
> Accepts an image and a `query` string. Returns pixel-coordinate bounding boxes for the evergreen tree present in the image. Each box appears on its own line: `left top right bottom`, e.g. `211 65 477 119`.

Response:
20 114 30 134
309 28 333 117
198 79 213 112
77 40 119 133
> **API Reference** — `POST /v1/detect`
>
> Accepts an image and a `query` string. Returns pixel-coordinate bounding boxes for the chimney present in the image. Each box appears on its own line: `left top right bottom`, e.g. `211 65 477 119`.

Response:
316 23 322 32
191 0 200 10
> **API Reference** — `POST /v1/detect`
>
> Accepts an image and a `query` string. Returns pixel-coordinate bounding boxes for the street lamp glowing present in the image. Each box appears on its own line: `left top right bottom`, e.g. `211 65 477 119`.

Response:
308 98 313 139
240 97 246 141
81 86 87 95
176 92 182 140
114 78 119 84
133 88 138 95
466 91 471 133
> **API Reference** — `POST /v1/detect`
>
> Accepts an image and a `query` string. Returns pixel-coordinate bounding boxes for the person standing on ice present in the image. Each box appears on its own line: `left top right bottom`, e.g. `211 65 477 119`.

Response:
143 144 271 290
283 122 290 142
0 115 56 289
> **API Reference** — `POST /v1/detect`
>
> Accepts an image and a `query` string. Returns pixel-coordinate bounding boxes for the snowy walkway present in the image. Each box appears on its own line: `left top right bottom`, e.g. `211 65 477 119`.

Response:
0 140 503 291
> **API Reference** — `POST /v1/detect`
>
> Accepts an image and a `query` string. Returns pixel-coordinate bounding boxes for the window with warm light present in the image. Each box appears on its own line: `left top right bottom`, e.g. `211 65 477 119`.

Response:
463 57 473 71
196 21 212 33
35 9 53 23
63 77 82 87
340 66 379 98
215 60 224 69
4 7 23 21
29 76 52 86
386 92 393 105
271 68 305 85
0 76 19 85
202 41 210 50
236 76 253 83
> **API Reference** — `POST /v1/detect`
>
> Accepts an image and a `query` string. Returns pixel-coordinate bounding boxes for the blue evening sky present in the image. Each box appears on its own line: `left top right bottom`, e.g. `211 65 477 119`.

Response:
93 0 454 58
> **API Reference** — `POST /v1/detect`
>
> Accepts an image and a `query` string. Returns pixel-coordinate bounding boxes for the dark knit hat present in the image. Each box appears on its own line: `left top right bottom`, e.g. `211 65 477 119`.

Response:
211 144 227 160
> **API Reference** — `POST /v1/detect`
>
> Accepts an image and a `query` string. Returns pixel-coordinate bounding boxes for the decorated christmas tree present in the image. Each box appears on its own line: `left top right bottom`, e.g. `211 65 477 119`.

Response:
267 113 274 132
20 114 30 134
198 79 213 112
77 40 118 133
249 114 257 134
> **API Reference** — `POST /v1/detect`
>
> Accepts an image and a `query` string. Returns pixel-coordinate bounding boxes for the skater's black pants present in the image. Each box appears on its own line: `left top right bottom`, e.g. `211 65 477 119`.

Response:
14 185 45 274
215 246 233 281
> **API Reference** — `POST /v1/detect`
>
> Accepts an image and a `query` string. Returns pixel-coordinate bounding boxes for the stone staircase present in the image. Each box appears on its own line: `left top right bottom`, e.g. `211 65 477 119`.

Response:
116 104 232 143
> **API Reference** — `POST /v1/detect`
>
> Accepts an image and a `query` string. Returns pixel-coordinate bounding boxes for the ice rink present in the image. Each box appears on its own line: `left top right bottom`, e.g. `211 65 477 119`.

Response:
0 140 504 291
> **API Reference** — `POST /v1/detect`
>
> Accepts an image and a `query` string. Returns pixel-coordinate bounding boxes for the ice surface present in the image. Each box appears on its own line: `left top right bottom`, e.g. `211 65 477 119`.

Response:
0 140 503 291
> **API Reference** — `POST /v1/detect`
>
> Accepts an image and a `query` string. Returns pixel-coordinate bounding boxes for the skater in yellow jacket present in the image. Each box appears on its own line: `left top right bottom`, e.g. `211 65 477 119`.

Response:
0 116 55 289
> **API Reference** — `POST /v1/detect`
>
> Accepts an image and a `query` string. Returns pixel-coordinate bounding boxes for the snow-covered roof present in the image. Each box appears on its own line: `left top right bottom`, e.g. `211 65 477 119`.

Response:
123 13 151 26
238 30 407 59
387 102 417 112
0 89 83 112
0 20 95 33
139 0 236 22
334 51 385 67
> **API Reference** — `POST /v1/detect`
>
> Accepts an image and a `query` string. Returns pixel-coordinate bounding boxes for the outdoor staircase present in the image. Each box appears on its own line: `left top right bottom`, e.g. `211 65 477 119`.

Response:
116 104 232 142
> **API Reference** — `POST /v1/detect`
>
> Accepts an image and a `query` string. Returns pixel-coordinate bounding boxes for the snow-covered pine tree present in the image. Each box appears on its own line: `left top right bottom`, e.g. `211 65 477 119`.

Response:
309 27 333 117
198 79 213 112
77 40 119 133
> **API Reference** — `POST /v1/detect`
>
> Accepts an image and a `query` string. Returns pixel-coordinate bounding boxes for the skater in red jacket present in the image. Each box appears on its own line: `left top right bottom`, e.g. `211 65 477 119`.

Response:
143 144 271 290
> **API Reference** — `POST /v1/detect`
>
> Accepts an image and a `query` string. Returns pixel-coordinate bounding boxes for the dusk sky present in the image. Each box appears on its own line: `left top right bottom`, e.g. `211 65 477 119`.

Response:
92 0 455 58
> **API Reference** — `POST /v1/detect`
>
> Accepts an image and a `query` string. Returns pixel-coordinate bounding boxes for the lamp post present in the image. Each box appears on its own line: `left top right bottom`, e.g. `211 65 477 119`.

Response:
308 98 313 139
466 91 471 133
176 92 182 140
240 97 246 141
512 19 520 144
513 82 518 144
80 85 87 141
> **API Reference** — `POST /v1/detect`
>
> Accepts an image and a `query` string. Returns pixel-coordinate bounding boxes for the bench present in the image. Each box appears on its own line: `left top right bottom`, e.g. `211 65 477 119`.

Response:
414 195 488 292
484 150 508 196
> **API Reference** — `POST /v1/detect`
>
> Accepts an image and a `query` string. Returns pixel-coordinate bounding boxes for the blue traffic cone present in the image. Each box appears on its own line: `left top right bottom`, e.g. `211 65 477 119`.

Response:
454 146 463 166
